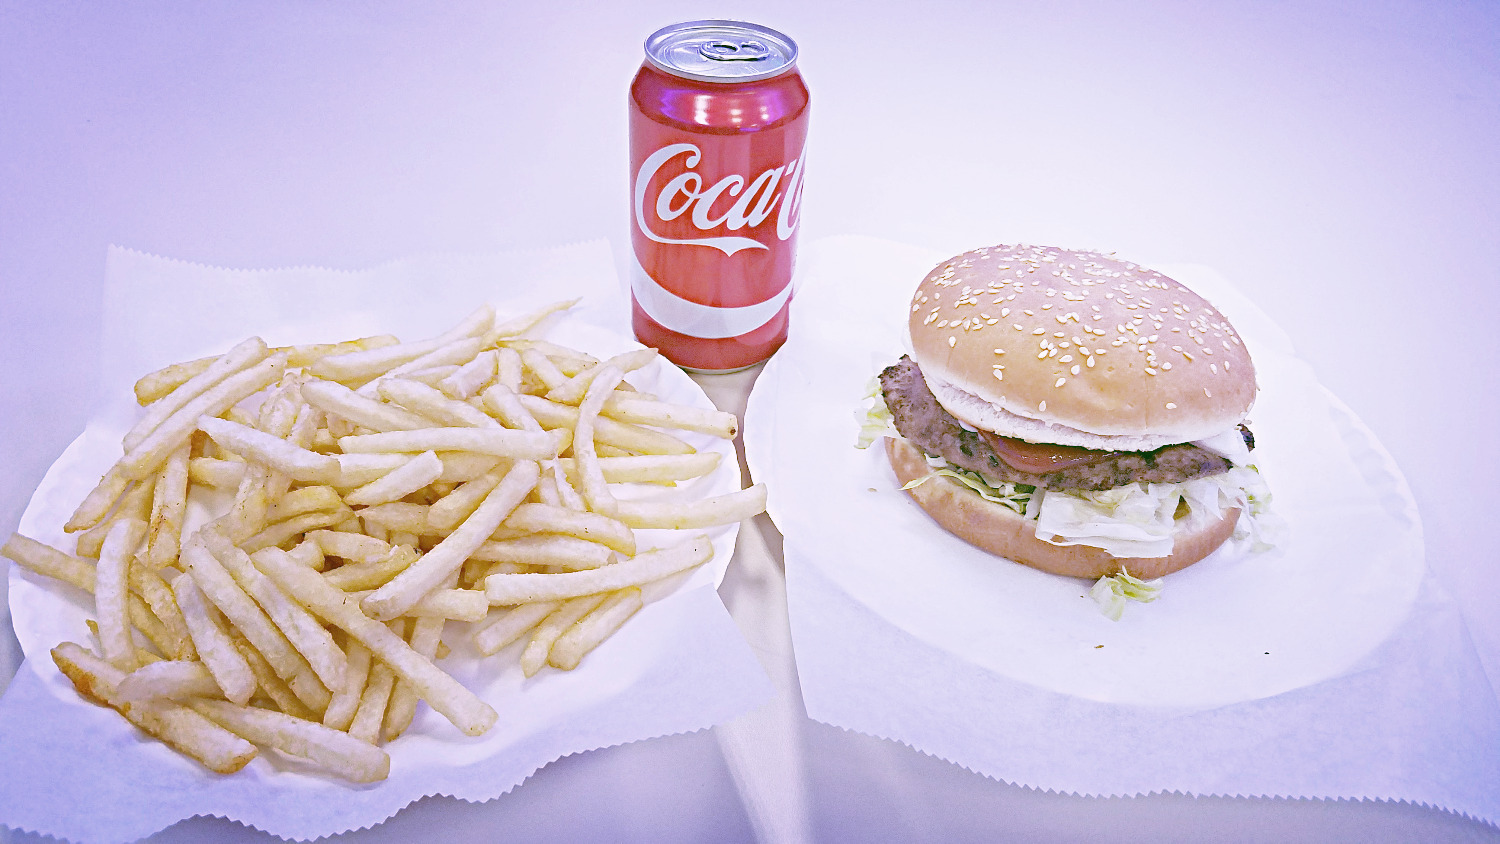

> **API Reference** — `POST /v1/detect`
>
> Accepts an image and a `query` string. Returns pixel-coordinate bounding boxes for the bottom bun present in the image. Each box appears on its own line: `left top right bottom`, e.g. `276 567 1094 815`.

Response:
885 437 1239 580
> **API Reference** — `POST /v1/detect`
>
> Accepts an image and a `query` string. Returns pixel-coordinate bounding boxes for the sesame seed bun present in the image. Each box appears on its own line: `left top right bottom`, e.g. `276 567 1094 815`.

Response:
907 245 1256 446
886 436 1240 579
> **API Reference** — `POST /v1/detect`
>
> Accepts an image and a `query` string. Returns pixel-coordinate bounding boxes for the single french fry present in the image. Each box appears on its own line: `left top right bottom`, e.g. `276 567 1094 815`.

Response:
116 659 223 703
548 587 644 670
350 587 487 622
355 502 439 537
96 518 147 670
189 456 248 490
480 383 546 433
144 441 191 568
278 334 401 369
232 634 318 720
63 467 133 534
556 453 720 485
322 547 420 593
322 637 371 732
357 337 485 396
52 643 258 774
485 535 713 605
519 348 569 394
301 378 431 432
335 451 499 488
285 537 326 571
486 298 578 341
349 618 404 744
384 614 444 741
600 395 739 440
198 416 341 484
427 466 506 530
311 336 462 385
337 427 561 461
129 561 195 660
612 483 769 530
544 348 659 405
312 530 393 563
252 546 497 736
344 450 444 507
125 337 271 450
361 460 539 621
501 503 635 556
495 347 523 391
472 600 561 656
75 477 154 558
378 378 497 429
266 485 345 522
240 508 353 555
517 395 695 455
520 594 608 677
501 339 596 374
574 365 626 516
438 349 498 399
171 572 256 706
471 535 617 571
191 698 390 783
2 532 97 593
119 354 289 481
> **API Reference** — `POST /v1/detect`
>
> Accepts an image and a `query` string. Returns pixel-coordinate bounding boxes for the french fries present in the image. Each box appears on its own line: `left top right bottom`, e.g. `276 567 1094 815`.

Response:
2 298 765 783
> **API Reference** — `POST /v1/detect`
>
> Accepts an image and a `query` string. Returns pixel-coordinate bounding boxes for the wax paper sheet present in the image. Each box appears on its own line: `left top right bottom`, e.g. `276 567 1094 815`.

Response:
745 234 1500 823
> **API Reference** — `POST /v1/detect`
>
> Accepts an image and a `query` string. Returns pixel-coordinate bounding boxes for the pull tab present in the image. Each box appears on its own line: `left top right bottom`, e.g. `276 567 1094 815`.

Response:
699 39 771 62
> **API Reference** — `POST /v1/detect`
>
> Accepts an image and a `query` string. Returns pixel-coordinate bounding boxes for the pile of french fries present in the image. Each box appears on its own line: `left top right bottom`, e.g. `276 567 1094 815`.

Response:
2 299 765 782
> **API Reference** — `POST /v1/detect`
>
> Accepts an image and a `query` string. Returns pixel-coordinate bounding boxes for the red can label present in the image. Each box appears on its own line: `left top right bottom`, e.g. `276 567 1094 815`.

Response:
629 21 809 372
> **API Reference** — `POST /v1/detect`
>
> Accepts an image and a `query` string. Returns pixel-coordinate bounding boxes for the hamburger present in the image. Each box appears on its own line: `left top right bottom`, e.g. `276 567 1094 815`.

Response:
870 244 1273 582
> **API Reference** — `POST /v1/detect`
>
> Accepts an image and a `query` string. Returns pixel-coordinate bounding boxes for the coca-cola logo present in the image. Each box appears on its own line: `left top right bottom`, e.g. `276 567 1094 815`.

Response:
633 142 805 257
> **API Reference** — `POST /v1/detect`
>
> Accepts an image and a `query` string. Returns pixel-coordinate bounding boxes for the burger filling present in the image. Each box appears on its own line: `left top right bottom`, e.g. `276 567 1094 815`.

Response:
866 356 1278 560
877 356 1250 491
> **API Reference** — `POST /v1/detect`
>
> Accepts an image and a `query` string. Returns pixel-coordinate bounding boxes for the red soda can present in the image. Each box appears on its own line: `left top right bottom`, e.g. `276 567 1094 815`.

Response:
629 20 810 372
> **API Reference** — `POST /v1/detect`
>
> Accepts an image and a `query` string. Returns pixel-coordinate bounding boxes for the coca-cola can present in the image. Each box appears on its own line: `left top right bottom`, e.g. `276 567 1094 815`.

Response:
629 20 810 373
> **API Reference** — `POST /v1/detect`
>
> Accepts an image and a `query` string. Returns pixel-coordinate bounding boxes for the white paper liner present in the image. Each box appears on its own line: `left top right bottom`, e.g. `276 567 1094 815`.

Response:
745 235 1500 822
0 244 773 843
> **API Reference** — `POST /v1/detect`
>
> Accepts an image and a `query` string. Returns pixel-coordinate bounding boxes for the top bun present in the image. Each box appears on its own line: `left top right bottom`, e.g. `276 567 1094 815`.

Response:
907 245 1256 443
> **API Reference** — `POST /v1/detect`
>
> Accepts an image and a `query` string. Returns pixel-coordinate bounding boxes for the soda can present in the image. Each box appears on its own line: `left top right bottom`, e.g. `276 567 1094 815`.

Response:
629 20 810 372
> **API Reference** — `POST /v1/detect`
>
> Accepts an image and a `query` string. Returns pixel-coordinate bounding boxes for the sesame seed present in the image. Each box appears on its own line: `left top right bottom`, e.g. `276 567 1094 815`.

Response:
1204 388 1212 397
1059 354 1073 363
1165 402 1177 410
1032 328 1046 335
1070 365 1081 375
1039 400 1047 411
948 336 957 347
1146 368 1157 375
1086 356 1095 367
1054 377 1067 387
1161 362 1172 371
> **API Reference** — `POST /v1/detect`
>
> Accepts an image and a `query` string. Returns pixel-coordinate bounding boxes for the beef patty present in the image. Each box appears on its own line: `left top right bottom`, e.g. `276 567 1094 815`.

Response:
878 356 1251 491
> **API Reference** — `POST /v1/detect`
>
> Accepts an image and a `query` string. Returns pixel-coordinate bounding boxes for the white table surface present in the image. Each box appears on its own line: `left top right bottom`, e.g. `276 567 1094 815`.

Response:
2 2 1497 841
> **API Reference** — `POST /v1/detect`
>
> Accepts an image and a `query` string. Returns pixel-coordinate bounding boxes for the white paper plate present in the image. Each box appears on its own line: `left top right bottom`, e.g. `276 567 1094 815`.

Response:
747 236 1424 709
10 314 743 760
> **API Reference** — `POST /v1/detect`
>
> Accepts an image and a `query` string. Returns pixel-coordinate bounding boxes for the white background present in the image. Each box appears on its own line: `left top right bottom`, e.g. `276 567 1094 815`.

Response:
2 2 1497 842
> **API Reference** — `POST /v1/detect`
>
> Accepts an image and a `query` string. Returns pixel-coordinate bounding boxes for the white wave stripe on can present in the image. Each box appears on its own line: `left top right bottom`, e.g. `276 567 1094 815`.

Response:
632 260 793 340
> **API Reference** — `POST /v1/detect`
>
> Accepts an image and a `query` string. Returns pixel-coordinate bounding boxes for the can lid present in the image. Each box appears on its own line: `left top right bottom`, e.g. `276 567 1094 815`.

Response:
644 20 798 83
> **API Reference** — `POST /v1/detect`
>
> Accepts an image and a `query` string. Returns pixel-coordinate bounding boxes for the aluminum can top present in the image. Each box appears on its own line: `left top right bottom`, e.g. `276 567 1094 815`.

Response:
643 20 798 84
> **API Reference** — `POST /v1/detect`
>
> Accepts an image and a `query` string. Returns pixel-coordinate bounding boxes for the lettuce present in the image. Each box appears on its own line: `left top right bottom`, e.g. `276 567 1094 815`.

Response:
854 378 899 449
901 456 1035 516
1090 569 1163 621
